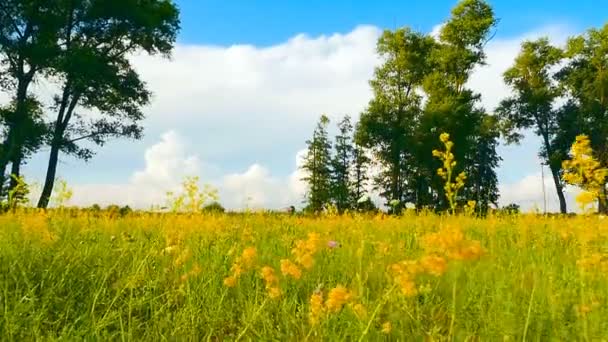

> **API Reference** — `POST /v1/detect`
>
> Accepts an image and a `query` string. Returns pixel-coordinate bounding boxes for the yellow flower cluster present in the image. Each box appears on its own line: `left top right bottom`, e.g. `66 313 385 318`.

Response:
422 226 485 261
308 284 360 326
381 321 392 334
389 259 424 297
280 259 302 279
223 246 257 287
433 132 467 213
260 266 282 299
576 253 608 274
562 135 608 212
389 226 484 297
308 292 324 326
292 232 321 270
325 285 352 313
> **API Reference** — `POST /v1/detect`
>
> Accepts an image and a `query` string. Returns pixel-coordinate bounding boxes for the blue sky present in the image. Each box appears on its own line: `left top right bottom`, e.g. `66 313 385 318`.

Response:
175 0 603 45
14 0 608 210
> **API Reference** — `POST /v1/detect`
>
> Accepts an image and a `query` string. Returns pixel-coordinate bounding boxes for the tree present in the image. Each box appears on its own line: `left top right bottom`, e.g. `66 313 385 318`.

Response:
356 28 435 212
416 0 499 212
301 115 332 213
0 0 61 197
36 0 180 208
330 115 353 213
557 24 608 213
562 135 608 213
351 137 370 209
0 97 47 199
497 38 568 213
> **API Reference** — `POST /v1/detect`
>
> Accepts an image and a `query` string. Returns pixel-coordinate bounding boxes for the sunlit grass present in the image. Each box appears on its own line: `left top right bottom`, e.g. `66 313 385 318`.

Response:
1 210 608 340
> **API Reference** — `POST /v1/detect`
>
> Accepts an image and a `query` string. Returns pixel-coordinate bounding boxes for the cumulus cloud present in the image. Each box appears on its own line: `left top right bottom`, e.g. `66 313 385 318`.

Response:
498 169 582 213
68 131 307 210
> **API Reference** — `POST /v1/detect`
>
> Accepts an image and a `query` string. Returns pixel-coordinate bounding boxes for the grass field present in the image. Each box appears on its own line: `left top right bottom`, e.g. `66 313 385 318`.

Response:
1 210 608 341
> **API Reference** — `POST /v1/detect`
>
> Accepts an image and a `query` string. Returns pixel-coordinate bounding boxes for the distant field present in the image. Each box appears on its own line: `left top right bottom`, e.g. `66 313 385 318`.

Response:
1 211 607 340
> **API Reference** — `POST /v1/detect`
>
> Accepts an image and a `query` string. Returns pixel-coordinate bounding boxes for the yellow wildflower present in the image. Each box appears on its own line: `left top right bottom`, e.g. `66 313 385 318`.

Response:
223 275 237 287
419 255 447 276
325 285 352 313
309 292 324 325
381 321 392 334
397 275 417 297
260 266 281 299
280 259 302 279
240 247 257 269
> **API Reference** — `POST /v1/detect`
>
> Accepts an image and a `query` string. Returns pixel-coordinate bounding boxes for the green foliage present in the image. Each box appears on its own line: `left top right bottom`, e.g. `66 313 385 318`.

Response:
497 38 569 213
357 27 435 211
330 115 354 213
50 179 73 208
203 201 226 214
557 24 608 212
355 0 499 214
1 174 30 211
301 115 333 213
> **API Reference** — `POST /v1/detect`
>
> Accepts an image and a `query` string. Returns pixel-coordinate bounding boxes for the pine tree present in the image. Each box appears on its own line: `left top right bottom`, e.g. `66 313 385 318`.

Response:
330 116 354 213
351 142 370 209
301 115 332 213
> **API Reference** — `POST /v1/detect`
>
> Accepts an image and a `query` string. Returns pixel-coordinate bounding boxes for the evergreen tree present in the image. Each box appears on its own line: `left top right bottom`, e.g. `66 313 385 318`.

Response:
330 115 354 213
351 138 370 209
301 115 332 213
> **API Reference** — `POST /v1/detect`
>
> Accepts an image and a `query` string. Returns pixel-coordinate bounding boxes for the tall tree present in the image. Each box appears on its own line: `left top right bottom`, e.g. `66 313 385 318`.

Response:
417 0 499 212
0 97 47 193
356 28 435 212
330 115 354 213
557 24 608 213
301 115 332 213
36 0 180 208
351 137 370 209
0 0 60 197
496 38 568 213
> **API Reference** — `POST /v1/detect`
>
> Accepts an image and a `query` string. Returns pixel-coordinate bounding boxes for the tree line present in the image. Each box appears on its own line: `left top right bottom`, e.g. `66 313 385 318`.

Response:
0 0 180 210
300 0 608 215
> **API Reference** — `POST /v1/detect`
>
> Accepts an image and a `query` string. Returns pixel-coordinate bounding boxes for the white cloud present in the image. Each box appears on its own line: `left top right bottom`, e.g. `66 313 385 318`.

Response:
131 130 200 188
131 25 381 157
498 168 582 213
69 130 203 208
468 24 573 111
67 131 307 210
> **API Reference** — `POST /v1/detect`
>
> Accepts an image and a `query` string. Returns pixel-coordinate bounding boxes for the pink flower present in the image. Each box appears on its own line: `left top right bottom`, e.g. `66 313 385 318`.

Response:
327 240 339 248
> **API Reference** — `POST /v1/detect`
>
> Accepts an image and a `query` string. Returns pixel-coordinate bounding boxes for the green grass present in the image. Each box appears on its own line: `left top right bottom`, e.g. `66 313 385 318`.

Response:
1 211 607 341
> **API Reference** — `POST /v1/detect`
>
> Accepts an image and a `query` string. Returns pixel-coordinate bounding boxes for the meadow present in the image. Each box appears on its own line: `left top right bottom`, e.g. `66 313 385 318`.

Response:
1 210 608 341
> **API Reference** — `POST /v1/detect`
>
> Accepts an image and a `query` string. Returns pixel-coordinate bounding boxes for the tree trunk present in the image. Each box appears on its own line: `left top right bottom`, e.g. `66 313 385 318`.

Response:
549 166 567 214
540 131 567 214
8 156 21 190
37 142 60 208
599 185 608 215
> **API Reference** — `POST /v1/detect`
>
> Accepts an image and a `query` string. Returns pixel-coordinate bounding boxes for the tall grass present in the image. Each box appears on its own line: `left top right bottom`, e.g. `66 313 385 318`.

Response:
1 210 607 340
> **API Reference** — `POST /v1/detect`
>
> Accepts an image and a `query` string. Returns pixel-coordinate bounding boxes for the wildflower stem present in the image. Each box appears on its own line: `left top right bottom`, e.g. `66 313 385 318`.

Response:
448 279 457 341
522 280 535 342
358 283 397 342
235 298 268 341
